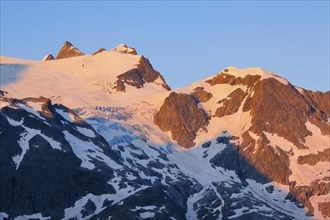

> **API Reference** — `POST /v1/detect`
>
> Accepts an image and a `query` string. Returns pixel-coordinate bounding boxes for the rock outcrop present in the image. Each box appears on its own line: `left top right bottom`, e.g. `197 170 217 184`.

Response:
206 69 261 88
154 92 208 148
301 89 330 116
215 88 246 117
297 148 330 165
56 41 84 59
192 87 213 103
42 54 54 61
113 56 171 92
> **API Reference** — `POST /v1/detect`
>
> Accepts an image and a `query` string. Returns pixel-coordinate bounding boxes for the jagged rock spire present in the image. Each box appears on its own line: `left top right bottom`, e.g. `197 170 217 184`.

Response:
56 41 84 59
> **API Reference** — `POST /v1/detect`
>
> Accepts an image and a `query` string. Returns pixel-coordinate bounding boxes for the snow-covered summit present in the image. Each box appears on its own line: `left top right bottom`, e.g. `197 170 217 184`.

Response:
218 66 289 85
111 44 138 55
1 46 170 109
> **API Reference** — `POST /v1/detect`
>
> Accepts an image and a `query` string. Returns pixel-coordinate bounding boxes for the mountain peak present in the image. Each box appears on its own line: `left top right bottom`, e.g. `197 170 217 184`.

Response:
56 41 84 59
63 40 73 47
42 54 54 61
111 44 138 55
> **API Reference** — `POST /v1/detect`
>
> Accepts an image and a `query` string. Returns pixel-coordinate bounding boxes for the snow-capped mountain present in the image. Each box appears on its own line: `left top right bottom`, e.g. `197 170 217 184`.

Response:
0 42 329 220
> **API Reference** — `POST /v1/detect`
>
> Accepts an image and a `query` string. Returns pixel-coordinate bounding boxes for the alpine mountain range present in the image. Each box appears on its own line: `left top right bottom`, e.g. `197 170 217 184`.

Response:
0 41 329 220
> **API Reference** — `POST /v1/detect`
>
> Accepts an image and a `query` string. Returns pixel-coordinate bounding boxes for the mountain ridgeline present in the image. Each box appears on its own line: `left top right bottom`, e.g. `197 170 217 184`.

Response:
0 41 329 220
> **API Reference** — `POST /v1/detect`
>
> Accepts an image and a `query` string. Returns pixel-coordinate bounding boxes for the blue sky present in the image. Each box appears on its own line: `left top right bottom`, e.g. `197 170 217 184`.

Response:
1 1 329 91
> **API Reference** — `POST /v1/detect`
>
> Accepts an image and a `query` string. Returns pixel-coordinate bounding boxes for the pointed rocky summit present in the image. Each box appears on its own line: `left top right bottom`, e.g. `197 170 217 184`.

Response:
56 41 84 59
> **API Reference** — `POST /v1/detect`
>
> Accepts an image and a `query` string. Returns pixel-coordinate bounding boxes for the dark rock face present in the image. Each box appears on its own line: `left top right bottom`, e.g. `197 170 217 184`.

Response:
236 131 292 185
297 148 330 165
301 89 330 116
215 88 246 117
192 87 213 103
56 41 84 59
241 133 291 185
114 56 171 92
154 92 208 148
210 134 271 185
42 54 54 61
0 97 122 219
242 78 330 149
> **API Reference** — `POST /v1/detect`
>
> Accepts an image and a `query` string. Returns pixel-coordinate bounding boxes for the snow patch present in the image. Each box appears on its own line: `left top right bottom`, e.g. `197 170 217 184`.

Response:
63 131 122 170
14 213 50 220
0 213 8 220
63 193 112 220
56 109 76 123
139 211 155 219
16 103 43 119
12 125 62 169
7 117 24 126
108 173 149 204
131 206 157 211
76 126 96 138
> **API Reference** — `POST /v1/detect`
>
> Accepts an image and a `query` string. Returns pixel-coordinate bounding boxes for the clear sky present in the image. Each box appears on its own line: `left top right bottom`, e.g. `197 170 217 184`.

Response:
1 1 329 91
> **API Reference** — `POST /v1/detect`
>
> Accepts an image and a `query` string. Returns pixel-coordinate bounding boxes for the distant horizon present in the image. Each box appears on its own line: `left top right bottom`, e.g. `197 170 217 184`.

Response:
1 1 329 92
